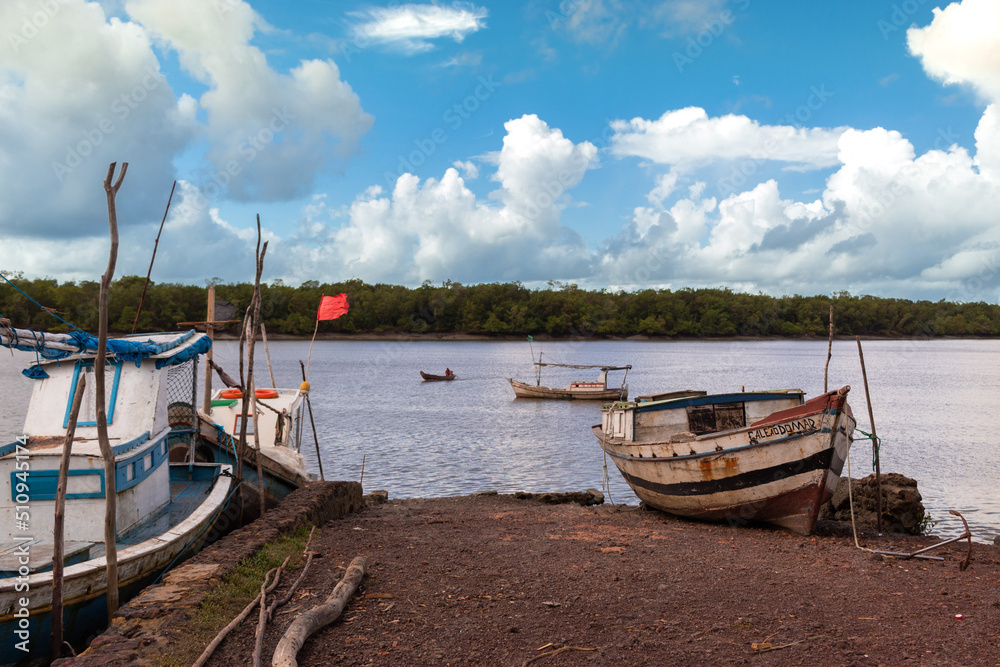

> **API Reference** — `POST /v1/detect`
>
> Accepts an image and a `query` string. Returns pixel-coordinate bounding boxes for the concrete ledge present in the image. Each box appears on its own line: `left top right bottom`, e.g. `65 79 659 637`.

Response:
52 481 363 666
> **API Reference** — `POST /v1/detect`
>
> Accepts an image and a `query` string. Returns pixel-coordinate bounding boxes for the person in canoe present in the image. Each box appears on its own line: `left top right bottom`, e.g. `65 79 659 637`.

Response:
445 368 453 377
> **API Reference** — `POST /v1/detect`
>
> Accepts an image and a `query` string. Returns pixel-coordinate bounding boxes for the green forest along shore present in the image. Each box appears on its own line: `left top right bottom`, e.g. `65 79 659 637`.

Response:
3 275 999 339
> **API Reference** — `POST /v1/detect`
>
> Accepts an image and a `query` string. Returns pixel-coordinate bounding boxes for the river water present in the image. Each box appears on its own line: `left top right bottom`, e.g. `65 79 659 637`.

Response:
2 338 998 543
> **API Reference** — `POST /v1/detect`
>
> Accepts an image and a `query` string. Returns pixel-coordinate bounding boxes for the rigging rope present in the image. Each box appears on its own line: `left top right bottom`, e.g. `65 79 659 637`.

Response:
0 272 85 332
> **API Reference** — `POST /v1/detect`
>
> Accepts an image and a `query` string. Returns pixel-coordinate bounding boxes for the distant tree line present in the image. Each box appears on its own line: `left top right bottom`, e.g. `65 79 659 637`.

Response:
2 275 999 339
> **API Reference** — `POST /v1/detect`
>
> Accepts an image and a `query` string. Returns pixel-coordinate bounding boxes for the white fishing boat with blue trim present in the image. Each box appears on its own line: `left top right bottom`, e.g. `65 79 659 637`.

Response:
0 327 234 664
594 387 855 535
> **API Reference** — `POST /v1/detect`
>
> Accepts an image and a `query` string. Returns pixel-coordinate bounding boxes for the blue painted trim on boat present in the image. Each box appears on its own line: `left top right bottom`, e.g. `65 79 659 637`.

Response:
63 360 123 428
111 431 152 457
115 431 169 493
11 469 106 501
634 391 804 413
0 442 22 458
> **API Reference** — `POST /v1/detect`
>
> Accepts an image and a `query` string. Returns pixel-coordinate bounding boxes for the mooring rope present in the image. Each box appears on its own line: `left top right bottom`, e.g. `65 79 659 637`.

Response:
845 443 878 554
854 428 881 470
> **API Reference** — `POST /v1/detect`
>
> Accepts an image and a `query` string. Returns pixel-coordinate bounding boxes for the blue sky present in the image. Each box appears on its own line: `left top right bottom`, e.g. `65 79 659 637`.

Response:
1 0 998 302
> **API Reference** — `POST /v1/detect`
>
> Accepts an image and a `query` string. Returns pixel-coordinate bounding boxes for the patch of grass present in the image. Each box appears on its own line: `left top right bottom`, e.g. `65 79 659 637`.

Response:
153 524 314 666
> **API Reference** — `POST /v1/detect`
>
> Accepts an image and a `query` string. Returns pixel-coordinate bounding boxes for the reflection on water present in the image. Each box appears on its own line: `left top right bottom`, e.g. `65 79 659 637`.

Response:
3 338 998 543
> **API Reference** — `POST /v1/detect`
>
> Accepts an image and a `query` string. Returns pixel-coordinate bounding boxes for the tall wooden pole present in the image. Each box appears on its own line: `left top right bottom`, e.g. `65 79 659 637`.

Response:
131 180 176 334
51 374 87 659
299 360 325 481
824 305 833 393
261 322 276 388
98 162 127 615
249 219 268 518
856 336 883 533
202 285 216 414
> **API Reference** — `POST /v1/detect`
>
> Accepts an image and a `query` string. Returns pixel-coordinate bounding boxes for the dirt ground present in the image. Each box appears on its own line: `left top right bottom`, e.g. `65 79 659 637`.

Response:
205 493 1000 667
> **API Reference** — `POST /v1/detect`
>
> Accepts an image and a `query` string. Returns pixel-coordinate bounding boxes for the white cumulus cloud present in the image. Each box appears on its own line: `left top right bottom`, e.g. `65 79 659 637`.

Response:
610 107 848 170
126 0 373 202
350 3 488 54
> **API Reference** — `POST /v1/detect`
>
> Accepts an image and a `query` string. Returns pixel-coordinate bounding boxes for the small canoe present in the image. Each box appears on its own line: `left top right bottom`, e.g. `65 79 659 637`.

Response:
421 371 455 381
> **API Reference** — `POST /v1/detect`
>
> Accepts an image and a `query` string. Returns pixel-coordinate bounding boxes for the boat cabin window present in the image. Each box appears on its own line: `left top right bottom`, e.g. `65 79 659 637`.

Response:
686 402 746 435
65 360 123 428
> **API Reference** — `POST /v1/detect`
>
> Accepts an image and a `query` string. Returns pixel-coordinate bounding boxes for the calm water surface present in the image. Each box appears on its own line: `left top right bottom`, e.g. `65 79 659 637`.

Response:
2 339 998 543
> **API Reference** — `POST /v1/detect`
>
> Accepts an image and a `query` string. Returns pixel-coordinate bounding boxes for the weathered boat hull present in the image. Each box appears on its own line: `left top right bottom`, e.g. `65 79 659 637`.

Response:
0 463 232 664
509 379 628 401
595 388 855 534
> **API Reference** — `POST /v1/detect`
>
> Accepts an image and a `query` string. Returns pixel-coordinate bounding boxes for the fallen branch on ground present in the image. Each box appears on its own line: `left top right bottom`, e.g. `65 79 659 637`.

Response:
271 555 367 667
522 644 598 666
255 527 318 665
193 555 291 667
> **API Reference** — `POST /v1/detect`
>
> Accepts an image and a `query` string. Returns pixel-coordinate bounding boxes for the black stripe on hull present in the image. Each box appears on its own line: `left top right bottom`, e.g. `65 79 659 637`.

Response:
617 447 836 498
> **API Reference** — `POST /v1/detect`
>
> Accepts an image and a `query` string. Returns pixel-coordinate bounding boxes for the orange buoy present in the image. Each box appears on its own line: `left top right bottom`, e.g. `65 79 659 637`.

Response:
220 388 242 399
255 389 279 399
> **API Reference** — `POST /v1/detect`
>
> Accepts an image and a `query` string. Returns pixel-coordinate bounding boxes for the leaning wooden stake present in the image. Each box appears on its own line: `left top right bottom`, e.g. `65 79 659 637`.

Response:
131 180 176 334
856 336 883 532
98 161 127 615
271 556 367 667
298 360 325 481
51 374 87 659
261 322 277 388
250 219 269 518
824 305 833 392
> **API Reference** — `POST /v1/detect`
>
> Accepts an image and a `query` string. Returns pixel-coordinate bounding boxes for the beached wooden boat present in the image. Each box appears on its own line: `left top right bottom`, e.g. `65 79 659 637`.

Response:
509 359 630 400
420 371 455 381
594 387 855 534
0 328 234 663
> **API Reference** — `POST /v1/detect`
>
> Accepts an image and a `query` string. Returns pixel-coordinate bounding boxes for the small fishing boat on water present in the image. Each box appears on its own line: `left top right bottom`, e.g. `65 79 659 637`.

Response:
0 327 233 663
420 370 455 381
508 353 630 400
594 386 855 534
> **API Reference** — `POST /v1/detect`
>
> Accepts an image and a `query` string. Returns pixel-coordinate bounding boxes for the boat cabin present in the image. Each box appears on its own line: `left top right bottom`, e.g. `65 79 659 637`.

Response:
0 329 211 561
603 389 805 443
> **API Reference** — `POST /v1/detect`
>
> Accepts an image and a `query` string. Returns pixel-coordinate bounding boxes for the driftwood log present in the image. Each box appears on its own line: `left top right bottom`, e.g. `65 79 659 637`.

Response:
271 556 367 667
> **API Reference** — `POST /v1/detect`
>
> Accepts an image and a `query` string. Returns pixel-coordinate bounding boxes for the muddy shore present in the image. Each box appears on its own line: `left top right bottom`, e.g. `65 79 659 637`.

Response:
185 493 998 666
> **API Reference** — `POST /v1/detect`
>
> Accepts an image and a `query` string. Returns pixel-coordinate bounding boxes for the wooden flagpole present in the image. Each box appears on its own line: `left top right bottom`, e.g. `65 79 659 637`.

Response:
305 295 322 382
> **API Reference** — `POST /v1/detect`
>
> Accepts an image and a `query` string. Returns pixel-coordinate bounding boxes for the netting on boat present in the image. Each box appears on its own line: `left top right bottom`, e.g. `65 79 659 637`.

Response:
166 358 199 432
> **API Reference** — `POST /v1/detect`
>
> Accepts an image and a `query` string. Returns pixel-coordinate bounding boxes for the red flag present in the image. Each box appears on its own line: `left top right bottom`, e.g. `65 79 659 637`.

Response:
317 294 349 321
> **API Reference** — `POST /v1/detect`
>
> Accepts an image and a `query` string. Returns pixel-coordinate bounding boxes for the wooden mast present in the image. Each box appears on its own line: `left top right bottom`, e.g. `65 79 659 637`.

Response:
203 286 216 414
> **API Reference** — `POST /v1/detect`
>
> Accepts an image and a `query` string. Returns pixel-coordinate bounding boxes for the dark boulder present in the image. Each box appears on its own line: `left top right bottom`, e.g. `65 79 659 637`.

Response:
819 473 926 534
